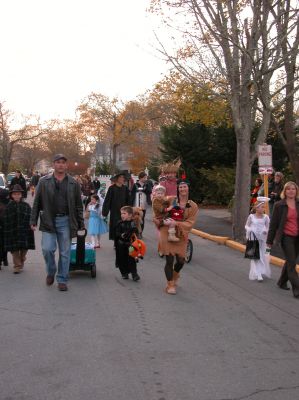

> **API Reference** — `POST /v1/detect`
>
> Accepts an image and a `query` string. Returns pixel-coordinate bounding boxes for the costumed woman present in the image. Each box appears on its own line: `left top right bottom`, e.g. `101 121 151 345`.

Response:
153 179 198 295
245 197 271 282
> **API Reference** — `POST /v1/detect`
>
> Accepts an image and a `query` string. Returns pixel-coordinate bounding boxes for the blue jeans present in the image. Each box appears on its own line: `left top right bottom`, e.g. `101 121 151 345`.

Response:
41 216 71 283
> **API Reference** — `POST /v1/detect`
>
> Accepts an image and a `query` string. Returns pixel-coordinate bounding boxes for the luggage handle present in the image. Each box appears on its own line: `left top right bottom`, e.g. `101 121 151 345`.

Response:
77 228 87 238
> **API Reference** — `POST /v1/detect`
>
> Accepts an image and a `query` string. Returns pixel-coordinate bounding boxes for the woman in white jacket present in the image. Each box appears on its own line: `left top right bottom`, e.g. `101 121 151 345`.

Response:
245 197 271 281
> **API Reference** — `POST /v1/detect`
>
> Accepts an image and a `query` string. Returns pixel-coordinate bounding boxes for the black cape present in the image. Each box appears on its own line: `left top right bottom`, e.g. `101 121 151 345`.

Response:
102 184 130 240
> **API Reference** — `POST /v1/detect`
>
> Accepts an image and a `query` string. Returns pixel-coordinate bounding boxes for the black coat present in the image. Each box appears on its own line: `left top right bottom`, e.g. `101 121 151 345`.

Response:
3 200 35 251
115 220 138 246
30 173 84 238
102 184 130 240
267 199 299 245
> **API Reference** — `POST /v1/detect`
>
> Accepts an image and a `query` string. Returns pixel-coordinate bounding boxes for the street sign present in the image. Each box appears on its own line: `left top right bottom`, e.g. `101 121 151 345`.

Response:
258 166 273 174
258 144 272 175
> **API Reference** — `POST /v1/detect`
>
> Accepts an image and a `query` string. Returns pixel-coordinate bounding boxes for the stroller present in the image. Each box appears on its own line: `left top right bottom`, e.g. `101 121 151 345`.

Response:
70 229 96 278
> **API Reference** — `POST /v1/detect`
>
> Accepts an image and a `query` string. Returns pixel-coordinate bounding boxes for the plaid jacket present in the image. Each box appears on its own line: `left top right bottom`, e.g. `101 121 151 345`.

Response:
3 200 35 251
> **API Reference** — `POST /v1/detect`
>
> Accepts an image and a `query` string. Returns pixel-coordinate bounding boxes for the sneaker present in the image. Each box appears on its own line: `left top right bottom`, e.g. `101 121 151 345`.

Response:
257 274 263 282
121 273 129 279
13 267 21 274
132 273 140 282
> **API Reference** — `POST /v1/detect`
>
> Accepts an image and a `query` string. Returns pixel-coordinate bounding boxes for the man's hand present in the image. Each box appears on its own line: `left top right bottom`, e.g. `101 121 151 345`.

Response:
31 225 37 231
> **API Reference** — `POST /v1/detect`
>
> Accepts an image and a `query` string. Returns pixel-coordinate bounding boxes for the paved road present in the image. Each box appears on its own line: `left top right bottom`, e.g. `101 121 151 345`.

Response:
1 209 299 400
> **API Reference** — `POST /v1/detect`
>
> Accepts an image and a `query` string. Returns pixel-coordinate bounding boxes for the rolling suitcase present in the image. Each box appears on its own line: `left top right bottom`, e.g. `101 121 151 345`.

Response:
70 229 96 278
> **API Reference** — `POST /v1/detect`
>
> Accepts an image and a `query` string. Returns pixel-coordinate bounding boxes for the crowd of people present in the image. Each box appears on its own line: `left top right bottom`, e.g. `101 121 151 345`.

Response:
1 157 299 299
0 155 199 296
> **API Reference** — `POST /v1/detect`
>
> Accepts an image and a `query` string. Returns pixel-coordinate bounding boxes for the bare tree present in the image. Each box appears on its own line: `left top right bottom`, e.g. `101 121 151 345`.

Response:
150 0 299 240
77 93 158 173
270 2 299 180
0 102 52 175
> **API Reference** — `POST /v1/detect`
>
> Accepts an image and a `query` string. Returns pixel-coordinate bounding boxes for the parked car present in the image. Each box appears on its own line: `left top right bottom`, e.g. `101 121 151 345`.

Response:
6 172 16 186
0 173 7 189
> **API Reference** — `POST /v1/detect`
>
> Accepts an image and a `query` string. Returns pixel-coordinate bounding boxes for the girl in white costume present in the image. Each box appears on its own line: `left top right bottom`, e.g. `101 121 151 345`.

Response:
245 197 271 281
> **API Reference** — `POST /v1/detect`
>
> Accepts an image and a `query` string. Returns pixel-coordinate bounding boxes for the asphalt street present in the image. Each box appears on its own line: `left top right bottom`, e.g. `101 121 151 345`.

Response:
1 208 299 400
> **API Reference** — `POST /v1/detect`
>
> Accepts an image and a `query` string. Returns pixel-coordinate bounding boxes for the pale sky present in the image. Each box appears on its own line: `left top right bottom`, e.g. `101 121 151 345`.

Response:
0 0 170 122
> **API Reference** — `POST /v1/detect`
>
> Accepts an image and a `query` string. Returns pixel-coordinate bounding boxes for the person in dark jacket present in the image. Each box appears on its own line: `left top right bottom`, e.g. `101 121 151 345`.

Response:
102 172 130 241
10 170 27 198
30 154 84 291
267 181 299 298
92 176 101 192
269 171 284 216
3 185 35 274
115 206 140 281
0 188 9 268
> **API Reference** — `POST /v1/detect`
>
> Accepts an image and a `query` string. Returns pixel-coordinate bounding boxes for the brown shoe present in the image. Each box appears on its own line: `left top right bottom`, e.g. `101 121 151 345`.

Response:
46 275 55 286
58 283 68 291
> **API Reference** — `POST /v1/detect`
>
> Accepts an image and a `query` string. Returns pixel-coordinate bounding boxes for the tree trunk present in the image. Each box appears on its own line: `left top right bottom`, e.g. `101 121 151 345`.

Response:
283 67 299 185
111 143 119 174
1 139 13 175
232 131 252 242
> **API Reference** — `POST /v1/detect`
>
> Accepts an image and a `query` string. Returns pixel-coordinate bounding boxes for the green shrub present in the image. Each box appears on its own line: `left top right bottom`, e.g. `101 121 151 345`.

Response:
198 167 235 205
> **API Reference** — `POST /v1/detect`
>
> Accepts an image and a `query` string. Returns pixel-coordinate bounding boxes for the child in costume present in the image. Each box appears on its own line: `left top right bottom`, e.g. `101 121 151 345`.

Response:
152 185 179 242
3 185 35 274
115 206 140 281
159 160 180 196
0 188 9 268
245 196 271 282
87 194 108 248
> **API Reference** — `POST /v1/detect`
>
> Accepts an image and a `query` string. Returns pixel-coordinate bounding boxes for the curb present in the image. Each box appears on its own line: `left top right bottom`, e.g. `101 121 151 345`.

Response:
191 228 299 272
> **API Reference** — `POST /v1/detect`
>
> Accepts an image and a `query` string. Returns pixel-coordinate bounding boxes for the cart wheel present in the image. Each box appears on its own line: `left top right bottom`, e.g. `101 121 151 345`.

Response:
91 263 96 278
185 239 193 263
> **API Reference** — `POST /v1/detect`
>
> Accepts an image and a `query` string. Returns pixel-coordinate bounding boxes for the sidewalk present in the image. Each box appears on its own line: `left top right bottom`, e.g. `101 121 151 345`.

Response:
195 207 284 259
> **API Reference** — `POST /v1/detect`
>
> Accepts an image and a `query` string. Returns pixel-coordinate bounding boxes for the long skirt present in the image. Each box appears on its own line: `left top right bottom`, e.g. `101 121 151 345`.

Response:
249 239 271 280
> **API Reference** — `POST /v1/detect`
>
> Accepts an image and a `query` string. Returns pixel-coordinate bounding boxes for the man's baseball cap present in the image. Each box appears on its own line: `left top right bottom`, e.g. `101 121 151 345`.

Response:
53 154 67 162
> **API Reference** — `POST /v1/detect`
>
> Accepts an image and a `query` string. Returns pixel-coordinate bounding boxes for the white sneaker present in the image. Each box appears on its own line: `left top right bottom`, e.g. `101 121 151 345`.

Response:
257 274 263 282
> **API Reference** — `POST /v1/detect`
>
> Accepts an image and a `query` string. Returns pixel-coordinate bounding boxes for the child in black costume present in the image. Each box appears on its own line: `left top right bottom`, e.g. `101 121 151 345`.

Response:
115 206 140 281
0 188 9 268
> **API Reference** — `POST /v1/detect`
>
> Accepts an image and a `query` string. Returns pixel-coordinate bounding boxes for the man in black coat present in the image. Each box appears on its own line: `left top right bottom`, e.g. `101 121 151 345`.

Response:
10 170 27 198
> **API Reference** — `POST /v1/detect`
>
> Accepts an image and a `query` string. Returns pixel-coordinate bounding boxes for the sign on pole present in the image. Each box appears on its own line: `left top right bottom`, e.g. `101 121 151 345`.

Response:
258 144 272 215
258 144 273 175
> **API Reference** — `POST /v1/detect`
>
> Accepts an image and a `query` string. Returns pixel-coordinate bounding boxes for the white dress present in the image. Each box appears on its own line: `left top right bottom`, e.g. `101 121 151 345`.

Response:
245 213 271 280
